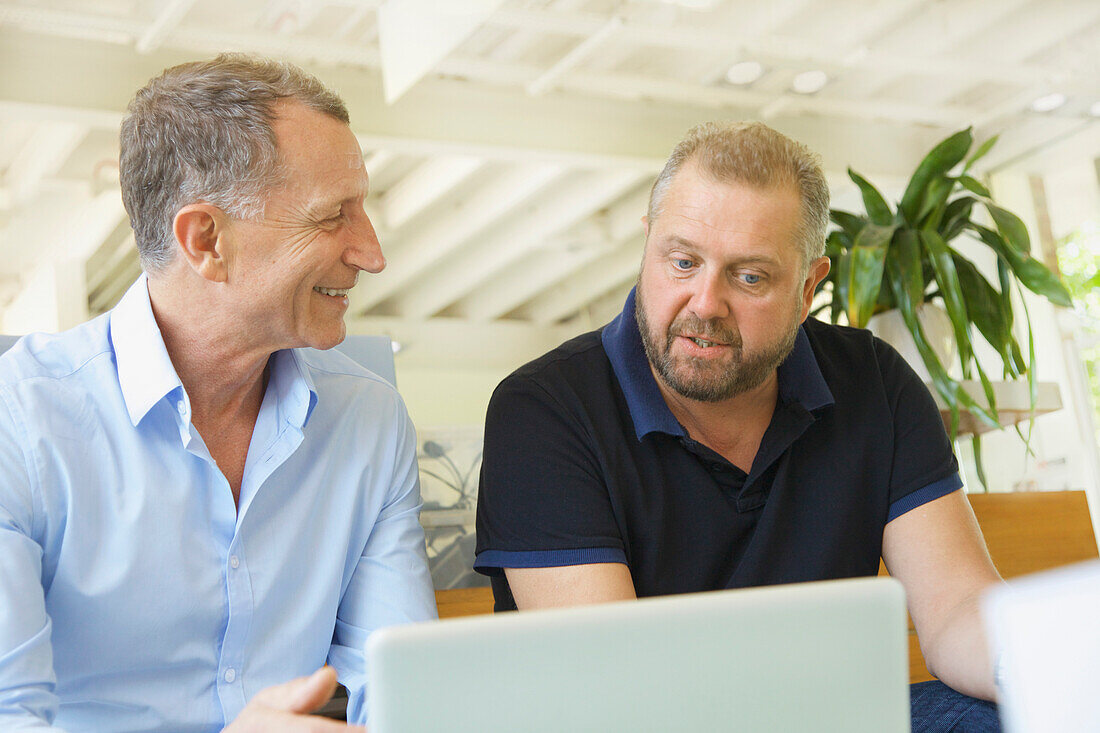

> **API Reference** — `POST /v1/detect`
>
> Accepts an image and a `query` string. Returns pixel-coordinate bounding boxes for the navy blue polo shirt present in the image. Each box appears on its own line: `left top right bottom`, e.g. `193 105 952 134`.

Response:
475 288 962 611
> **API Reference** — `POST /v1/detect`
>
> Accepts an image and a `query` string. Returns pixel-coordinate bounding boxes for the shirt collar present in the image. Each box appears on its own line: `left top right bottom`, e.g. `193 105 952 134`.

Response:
110 274 186 427
109 274 319 429
601 286 834 440
267 348 319 429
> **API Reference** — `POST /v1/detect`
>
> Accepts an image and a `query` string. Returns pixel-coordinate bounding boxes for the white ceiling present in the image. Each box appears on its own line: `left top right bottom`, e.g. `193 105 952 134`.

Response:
1 0 1098 368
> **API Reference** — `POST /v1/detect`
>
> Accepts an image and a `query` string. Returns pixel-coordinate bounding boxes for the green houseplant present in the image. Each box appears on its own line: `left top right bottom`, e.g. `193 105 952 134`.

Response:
816 128 1072 485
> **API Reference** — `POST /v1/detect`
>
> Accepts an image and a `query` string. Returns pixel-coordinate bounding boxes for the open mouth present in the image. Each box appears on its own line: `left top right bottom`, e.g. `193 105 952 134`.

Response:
313 286 351 297
683 335 727 349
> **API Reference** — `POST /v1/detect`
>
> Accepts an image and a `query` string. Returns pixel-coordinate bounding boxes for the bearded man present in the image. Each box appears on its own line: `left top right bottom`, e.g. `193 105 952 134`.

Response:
474 122 1004 731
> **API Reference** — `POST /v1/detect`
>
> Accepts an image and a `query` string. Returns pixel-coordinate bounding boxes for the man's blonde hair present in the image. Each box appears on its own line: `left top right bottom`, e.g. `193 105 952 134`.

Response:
647 121 830 269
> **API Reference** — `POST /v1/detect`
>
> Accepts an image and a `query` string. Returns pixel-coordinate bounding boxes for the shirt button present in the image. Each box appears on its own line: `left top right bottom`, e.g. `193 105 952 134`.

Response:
177 401 186 415
224 668 236 683
229 555 240 569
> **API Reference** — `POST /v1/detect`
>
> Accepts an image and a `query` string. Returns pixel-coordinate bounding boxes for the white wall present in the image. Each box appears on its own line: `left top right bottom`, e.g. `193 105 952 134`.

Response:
397 364 512 430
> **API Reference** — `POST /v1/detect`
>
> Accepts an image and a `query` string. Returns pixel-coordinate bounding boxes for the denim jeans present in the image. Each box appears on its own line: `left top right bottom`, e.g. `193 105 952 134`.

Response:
911 681 1002 732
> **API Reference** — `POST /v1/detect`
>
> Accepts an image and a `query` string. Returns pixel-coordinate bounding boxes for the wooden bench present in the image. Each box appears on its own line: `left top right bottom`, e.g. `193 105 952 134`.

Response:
434 490 1098 684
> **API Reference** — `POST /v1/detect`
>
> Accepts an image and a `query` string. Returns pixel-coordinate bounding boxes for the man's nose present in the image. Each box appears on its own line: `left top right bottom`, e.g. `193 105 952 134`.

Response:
344 212 386 274
688 272 731 321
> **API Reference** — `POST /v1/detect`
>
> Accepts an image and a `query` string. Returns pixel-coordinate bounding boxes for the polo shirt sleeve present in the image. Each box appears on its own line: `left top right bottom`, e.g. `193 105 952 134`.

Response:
877 340 964 522
474 374 627 575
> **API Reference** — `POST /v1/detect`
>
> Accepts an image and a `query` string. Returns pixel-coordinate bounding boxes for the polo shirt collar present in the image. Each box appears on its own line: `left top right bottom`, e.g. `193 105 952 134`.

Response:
601 287 834 440
109 274 318 429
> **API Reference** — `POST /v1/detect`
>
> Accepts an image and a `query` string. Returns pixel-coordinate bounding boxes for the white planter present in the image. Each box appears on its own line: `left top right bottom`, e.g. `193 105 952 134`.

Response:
866 305 959 382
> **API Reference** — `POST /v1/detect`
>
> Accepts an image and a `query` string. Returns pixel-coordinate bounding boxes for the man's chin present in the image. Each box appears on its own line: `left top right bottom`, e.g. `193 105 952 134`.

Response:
302 325 347 352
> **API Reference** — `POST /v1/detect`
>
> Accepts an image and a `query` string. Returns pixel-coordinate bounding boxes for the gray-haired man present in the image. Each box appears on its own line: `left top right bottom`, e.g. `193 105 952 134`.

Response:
0 55 435 731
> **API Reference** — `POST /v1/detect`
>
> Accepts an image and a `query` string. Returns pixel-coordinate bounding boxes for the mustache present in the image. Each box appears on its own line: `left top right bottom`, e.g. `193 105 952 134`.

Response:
667 315 742 348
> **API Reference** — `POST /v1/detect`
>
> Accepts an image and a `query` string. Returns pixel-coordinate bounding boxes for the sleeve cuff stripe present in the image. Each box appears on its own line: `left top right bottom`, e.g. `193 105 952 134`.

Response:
474 548 627 570
886 474 964 523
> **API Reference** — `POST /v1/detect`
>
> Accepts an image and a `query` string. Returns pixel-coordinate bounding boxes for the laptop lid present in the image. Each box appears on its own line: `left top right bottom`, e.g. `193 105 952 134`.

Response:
983 560 1100 733
367 576 909 733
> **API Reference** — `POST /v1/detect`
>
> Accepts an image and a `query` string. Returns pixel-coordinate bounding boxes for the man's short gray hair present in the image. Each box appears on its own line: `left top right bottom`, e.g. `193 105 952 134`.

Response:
647 121 830 270
119 53 350 272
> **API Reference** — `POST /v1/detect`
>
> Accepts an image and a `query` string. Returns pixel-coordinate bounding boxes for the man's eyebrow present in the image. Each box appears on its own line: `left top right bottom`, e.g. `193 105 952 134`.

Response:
656 236 781 266
657 235 700 251
306 185 370 217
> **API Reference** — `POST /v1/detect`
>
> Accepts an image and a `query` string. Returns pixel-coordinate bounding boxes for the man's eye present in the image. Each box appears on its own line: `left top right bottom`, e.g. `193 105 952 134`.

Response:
672 259 694 271
741 273 761 285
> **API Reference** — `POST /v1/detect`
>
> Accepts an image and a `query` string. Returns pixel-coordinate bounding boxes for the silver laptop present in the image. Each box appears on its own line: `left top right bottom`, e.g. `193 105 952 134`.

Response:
367 576 910 732
984 560 1100 733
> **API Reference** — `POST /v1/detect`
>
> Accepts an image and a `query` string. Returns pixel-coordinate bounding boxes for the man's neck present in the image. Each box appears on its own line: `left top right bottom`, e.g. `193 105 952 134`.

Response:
145 274 270 428
656 370 780 474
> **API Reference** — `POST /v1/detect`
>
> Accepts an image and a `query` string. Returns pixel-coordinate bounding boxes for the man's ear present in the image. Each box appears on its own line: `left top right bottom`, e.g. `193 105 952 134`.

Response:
172 204 230 283
641 215 649 239
799 256 831 321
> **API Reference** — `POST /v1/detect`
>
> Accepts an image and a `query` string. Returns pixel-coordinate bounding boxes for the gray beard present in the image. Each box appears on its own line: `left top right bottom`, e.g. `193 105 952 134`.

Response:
635 287 800 403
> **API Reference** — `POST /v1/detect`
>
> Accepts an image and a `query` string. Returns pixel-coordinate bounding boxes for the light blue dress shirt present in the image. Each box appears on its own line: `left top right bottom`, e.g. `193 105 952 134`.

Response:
0 276 437 731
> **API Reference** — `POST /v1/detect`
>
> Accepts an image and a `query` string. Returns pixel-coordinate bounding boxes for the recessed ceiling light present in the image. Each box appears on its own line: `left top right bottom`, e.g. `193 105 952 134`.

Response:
1030 93 1067 112
1088 101 1100 117
390 340 404 355
791 70 828 95
725 61 764 85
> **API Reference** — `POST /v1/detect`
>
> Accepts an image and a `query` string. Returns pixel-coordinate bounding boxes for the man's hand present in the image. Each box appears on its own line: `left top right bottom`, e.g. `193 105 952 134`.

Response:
223 666 366 732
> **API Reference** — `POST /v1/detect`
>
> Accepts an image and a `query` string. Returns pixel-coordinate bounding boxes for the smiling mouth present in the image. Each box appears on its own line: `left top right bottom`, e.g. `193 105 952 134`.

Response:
314 286 352 297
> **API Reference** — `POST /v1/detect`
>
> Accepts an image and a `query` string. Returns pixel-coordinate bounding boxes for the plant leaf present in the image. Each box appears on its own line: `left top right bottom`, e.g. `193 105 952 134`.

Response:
848 168 894 226
917 175 956 231
940 196 976 242
829 209 866 238
887 229 925 309
951 253 1016 372
846 224 894 328
920 230 972 370
972 435 989 491
958 174 991 198
899 128 972 225
888 244 1000 432
969 224 1074 307
834 249 851 324
963 134 998 173
1020 286 1038 433
984 203 1032 252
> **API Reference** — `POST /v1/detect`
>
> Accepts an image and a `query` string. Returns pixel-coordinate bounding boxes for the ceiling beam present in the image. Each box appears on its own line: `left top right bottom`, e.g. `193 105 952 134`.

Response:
349 163 566 314
389 168 646 319
0 25 961 178
135 0 198 53
456 186 649 321
487 5 1058 86
2 121 86 206
376 155 485 230
515 242 643 326
376 0 506 103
